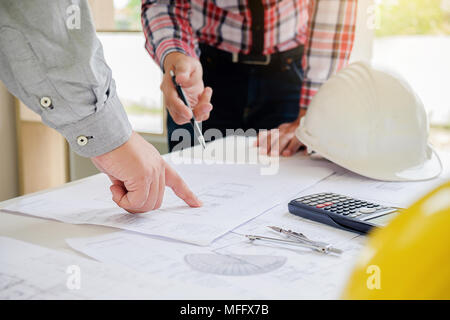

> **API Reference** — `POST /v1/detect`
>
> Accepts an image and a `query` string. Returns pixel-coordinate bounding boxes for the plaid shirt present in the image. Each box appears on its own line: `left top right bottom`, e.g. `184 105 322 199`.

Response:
142 0 358 108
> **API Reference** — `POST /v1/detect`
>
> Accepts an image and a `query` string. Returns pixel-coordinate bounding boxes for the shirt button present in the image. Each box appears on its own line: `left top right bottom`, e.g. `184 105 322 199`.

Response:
40 96 53 109
77 135 89 146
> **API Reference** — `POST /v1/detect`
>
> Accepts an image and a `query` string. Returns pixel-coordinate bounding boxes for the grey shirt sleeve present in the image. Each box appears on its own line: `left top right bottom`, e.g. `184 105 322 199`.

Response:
0 0 132 157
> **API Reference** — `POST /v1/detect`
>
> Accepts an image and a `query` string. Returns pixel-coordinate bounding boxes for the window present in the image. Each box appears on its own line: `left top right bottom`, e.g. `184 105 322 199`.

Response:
96 0 164 135
98 33 164 134
372 0 450 129
113 0 141 31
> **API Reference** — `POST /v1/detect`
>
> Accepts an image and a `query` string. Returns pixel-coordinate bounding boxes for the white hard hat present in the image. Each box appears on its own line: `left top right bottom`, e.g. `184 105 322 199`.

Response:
296 62 442 181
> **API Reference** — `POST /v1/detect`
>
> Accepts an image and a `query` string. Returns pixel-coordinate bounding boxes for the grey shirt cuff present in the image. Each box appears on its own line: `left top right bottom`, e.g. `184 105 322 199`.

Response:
58 92 132 158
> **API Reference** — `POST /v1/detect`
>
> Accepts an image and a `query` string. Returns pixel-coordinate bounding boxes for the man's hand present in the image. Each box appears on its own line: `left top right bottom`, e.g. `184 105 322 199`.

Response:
255 110 307 157
161 52 213 124
91 132 202 213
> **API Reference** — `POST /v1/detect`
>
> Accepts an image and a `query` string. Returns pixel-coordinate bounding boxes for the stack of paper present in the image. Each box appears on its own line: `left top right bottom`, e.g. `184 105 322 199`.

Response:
2 136 447 299
3 154 334 245
66 204 365 299
0 237 237 299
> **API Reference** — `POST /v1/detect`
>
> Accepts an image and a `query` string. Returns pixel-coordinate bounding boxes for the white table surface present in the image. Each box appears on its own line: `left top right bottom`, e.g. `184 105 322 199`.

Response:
0 138 264 256
0 176 120 257
2 140 448 259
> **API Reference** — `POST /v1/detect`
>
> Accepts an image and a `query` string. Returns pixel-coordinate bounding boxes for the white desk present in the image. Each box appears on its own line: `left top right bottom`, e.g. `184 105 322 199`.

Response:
0 138 321 252
0 177 122 256
1 138 448 299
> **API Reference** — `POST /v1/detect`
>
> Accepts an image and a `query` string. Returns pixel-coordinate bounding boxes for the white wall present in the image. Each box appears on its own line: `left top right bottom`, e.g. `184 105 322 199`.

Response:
0 81 18 201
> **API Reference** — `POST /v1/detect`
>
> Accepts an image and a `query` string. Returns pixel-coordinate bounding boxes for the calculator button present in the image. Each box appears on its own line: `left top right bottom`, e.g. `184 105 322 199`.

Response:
316 204 327 208
359 207 377 214
303 200 311 204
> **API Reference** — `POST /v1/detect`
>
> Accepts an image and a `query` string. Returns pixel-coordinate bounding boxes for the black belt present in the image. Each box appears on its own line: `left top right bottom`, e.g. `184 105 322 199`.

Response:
199 43 304 68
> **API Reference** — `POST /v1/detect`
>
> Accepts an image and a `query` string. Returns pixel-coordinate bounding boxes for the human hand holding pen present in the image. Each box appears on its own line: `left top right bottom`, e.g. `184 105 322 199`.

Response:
161 52 213 124
170 70 207 149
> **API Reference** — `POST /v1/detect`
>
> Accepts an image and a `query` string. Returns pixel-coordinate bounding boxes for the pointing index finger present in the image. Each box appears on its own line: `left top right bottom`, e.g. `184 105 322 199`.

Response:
165 163 202 207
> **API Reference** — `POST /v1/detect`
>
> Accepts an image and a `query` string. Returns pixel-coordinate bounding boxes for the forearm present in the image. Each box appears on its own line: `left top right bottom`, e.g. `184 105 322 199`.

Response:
0 0 132 157
300 0 358 108
141 0 199 70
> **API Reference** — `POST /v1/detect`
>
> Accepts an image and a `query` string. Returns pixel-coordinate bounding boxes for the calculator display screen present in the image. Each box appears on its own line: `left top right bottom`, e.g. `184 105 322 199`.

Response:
366 211 400 227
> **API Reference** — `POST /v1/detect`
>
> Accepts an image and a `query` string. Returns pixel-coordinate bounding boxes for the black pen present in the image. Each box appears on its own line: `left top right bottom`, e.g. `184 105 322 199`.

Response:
169 70 206 149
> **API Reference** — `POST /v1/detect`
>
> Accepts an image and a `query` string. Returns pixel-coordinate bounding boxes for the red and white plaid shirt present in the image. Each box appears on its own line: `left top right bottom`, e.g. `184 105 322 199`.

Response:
142 0 358 108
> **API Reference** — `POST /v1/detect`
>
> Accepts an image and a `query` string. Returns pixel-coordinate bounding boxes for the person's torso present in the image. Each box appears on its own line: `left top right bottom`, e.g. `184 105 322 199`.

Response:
190 0 310 54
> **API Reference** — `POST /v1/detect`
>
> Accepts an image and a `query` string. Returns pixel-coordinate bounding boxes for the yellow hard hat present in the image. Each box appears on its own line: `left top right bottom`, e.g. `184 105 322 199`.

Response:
342 181 450 299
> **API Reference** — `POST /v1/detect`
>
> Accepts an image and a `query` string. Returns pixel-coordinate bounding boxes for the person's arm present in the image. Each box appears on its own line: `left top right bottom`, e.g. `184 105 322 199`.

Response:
141 0 199 69
300 0 358 109
141 0 212 124
0 0 131 157
256 0 358 157
0 0 201 212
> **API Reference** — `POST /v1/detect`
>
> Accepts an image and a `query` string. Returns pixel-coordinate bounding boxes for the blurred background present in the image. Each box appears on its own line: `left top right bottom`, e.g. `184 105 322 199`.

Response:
0 0 449 201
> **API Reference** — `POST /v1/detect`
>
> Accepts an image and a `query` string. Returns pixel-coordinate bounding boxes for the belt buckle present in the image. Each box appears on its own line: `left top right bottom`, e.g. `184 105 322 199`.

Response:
232 52 239 63
232 52 271 65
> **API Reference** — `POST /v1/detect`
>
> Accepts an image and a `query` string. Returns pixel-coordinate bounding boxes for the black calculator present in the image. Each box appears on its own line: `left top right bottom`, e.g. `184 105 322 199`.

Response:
288 192 399 234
